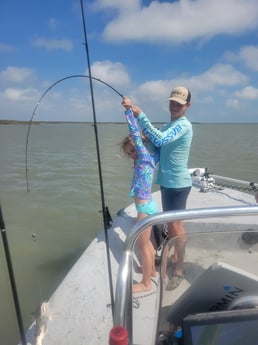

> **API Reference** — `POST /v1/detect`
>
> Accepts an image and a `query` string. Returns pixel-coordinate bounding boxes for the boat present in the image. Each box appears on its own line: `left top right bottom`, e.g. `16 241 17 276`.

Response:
18 168 258 345
7 3 256 344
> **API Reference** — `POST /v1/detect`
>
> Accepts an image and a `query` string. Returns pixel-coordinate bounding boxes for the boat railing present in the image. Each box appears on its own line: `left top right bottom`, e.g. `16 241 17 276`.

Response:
113 205 258 345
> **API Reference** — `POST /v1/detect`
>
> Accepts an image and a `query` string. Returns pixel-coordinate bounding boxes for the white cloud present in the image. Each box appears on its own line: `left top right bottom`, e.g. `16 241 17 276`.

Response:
199 64 248 87
0 60 254 122
1 87 39 101
235 86 258 99
0 66 36 83
225 45 258 71
89 60 131 87
238 46 258 71
97 0 258 43
32 38 73 51
119 61 253 122
133 63 248 105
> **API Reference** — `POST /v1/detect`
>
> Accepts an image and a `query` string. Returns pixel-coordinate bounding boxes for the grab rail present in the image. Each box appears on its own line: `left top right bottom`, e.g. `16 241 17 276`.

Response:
113 205 258 345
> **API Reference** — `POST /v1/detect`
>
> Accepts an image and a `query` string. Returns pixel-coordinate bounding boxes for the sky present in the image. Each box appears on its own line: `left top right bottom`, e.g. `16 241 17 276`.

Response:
1 0 258 123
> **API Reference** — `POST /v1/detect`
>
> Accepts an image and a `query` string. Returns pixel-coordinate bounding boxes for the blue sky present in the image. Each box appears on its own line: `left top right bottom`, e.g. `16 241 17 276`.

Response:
1 0 258 123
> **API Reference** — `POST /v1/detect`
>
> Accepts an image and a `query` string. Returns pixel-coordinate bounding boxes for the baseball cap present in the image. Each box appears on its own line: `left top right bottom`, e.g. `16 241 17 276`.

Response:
168 86 191 105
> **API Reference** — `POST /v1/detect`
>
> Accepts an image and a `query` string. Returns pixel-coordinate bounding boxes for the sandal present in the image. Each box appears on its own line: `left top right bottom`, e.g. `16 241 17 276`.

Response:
167 274 184 290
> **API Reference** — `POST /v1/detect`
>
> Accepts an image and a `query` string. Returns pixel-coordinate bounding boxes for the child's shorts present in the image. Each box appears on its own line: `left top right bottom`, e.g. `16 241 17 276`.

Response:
135 199 158 215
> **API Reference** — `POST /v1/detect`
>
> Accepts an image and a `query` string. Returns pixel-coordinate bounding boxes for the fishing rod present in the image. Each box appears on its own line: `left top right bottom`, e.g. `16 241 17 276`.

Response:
80 0 123 318
0 204 27 345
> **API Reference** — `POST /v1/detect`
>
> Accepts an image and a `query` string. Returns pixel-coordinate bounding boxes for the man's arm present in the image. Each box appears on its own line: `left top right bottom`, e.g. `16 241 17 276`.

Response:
121 97 188 147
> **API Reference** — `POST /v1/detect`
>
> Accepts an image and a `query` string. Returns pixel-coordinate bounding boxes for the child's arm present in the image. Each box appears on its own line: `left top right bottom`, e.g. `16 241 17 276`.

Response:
124 109 146 156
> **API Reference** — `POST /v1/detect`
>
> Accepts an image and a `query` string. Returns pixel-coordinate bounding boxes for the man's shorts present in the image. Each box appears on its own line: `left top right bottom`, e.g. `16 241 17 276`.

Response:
160 186 191 211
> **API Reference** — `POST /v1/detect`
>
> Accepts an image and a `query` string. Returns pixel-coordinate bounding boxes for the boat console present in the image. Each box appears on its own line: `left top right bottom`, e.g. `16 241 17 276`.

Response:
166 261 258 324
157 221 258 345
158 260 258 344
182 308 258 345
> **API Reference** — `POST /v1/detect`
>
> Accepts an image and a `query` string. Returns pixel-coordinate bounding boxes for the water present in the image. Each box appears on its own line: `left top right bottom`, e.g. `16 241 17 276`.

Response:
0 122 257 344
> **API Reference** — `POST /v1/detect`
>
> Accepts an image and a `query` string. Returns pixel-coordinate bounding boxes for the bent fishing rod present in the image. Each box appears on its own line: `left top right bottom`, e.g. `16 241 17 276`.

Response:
25 74 123 192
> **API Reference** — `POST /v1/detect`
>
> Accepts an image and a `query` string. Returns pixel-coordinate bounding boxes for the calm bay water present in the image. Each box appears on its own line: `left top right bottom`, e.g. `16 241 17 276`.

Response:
0 122 258 344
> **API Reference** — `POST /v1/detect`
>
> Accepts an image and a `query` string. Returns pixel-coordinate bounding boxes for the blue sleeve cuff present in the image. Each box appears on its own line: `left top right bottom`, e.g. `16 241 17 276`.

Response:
137 111 146 120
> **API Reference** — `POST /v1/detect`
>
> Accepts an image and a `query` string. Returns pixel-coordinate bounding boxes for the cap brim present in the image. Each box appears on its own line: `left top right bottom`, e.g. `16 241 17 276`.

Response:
168 96 187 105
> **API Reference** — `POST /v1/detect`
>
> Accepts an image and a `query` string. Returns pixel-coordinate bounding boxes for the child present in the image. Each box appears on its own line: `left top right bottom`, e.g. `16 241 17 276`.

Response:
121 105 159 293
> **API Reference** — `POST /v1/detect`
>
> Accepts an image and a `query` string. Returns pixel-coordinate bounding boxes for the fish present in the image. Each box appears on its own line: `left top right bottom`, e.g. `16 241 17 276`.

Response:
35 301 50 345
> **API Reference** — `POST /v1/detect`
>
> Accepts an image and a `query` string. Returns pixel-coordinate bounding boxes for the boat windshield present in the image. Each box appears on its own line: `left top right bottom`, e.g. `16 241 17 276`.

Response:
113 206 258 345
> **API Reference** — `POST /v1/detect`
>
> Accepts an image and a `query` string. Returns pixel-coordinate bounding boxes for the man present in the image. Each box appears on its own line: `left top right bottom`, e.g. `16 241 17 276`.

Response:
122 86 193 290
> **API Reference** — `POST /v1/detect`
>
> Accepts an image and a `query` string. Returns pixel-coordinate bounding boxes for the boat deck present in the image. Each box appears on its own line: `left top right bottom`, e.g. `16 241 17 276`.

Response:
24 183 257 345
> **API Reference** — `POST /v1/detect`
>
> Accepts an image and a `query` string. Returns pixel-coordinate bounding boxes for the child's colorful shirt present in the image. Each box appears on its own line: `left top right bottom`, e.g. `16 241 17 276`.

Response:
125 109 159 199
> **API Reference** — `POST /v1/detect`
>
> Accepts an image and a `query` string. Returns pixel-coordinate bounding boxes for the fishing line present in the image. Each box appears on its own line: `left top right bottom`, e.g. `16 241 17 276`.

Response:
31 232 44 308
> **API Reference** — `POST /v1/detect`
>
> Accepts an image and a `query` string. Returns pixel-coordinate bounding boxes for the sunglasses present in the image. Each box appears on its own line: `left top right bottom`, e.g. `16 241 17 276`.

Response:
170 100 185 107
